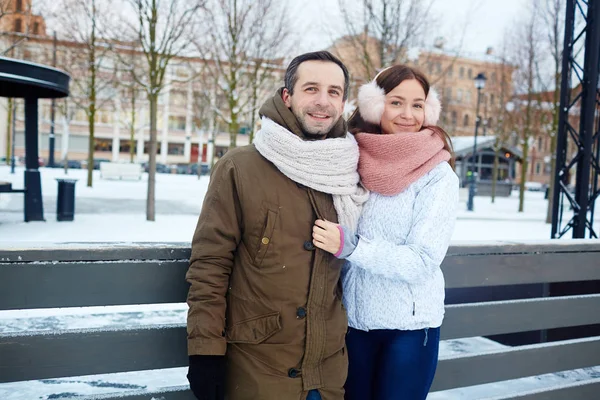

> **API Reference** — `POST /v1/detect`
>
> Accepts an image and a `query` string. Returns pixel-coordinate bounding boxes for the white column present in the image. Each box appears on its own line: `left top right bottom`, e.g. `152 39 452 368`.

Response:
0 98 7 159
184 80 193 161
160 72 171 164
112 97 121 162
136 106 145 162
61 115 70 161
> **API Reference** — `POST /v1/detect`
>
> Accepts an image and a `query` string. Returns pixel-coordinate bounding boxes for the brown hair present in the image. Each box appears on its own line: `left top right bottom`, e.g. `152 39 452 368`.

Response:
348 64 455 169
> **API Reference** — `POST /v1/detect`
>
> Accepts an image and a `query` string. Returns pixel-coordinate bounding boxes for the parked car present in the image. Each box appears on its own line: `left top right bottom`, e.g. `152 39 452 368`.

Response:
524 182 545 192
189 162 211 176
51 160 83 169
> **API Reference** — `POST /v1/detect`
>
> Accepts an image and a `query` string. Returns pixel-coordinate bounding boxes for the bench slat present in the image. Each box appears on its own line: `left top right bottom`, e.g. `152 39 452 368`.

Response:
0 260 189 309
0 325 188 383
485 378 600 400
73 386 194 400
432 336 600 391
442 294 600 339
442 252 600 288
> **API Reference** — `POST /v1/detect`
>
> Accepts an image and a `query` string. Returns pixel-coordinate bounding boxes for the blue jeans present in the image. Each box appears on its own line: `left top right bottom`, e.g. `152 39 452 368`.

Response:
344 327 440 400
307 389 322 400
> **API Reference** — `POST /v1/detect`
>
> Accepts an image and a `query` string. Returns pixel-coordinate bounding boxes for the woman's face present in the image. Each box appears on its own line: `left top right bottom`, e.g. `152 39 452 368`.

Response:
380 79 426 134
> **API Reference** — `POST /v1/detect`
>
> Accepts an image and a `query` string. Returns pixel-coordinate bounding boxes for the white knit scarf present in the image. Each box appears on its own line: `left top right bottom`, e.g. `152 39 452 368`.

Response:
254 117 369 232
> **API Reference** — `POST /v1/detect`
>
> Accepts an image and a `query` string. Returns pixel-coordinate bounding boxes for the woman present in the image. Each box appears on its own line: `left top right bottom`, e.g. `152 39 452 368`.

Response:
312 65 458 400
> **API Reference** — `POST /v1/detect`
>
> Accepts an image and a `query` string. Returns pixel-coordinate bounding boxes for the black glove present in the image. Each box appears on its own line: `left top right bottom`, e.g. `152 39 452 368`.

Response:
187 355 226 400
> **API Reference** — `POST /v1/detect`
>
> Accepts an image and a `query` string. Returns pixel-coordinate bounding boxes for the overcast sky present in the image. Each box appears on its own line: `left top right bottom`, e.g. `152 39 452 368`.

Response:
294 0 527 57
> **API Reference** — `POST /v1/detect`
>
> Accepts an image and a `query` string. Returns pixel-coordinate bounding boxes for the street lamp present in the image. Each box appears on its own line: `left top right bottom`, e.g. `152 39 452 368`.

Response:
467 72 487 212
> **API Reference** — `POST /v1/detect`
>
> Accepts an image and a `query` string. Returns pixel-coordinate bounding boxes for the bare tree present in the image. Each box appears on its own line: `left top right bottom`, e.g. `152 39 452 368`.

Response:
116 50 146 163
195 0 292 149
490 37 513 203
126 0 203 221
511 4 543 212
52 0 118 187
334 0 433 82
538 0 564 223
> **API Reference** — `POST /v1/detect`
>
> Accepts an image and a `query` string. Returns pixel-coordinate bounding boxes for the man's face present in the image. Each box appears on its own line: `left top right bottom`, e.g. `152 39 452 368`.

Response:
282 60 346 137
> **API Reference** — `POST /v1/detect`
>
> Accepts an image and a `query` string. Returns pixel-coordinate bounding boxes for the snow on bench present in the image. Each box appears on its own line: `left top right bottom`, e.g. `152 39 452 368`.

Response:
100 162 143 181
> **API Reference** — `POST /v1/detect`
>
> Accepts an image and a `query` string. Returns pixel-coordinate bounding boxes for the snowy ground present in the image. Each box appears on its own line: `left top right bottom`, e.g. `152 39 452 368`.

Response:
0 165 589 242
1 165 599 399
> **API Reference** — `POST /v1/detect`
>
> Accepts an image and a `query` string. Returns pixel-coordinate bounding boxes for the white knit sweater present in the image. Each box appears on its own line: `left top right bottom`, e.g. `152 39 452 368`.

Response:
341 161 458 331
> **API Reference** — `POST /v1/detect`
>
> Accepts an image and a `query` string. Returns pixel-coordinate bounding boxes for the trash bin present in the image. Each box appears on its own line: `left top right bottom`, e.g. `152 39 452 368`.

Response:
56 178 78 221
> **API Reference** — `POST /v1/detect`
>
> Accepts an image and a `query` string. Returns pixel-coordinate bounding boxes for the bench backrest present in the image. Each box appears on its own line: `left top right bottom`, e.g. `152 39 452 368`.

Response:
1 241 600 399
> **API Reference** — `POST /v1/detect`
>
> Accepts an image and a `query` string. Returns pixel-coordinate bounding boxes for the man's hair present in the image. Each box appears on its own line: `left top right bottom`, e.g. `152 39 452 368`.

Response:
284 51 350 101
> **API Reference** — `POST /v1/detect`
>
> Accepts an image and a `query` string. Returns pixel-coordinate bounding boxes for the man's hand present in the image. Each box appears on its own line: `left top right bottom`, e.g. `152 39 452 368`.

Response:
313 219 342 255
187 355 226 400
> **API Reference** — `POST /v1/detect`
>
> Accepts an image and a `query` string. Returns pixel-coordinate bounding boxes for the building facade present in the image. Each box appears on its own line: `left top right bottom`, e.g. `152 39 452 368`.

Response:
0 2 285 168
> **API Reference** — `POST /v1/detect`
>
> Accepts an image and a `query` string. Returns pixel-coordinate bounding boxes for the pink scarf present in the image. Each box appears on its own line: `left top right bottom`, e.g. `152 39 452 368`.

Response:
355 128 451 196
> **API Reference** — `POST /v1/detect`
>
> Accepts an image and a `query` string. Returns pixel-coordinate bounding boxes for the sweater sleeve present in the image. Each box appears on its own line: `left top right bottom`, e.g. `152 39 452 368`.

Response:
346 166 458 284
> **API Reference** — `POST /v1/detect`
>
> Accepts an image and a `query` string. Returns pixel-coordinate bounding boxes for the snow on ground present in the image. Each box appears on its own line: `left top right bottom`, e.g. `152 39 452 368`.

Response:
1 165 599 399
1 165 592 242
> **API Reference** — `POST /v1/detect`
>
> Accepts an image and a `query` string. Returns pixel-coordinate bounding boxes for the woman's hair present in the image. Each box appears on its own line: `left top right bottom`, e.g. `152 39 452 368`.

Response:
349 64 455 169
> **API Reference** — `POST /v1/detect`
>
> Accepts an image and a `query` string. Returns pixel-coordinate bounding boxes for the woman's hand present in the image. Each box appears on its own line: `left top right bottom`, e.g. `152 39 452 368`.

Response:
313 219 342 255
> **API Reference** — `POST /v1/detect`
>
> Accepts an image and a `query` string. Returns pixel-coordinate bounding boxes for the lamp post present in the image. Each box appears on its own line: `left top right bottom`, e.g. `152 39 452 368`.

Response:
467 72 487 212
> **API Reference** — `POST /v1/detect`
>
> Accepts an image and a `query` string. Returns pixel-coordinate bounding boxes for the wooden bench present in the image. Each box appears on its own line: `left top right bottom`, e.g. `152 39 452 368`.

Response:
0 181 25 193
1 241 599 399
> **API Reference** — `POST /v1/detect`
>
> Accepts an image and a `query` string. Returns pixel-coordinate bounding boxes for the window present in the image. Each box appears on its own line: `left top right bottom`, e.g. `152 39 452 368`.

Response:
16 0 23 12
463 114 469 127
119 139 136 154
171 91 187 106
459 67 464 78
490 94 495 106
94 111 112 124
465 91 471 104
538 137 543 149
144 141 161 155
451 111 457 126
491 72 497 83
445 88 452 103
175 67 190 79
536 163 542 175
436 62 442 73
94 138 112 152
441 112 447 124
447 66 453 78
168 143 185 155
33 22 39 35
468 68 473 79
456 89 463 103
168 115 186 130
14 18 22 32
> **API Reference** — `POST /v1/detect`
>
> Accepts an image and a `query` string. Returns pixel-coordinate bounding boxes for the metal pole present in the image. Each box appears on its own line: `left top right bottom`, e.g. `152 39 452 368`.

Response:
24 98 44 221
10 99 16 174
467 87 483 211
48 31 57 167
573 0 600 238
551 0 575 238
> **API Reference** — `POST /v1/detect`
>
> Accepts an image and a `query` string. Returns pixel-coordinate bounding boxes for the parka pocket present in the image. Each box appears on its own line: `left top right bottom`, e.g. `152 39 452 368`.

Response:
225 312 282 344
254 207 279 267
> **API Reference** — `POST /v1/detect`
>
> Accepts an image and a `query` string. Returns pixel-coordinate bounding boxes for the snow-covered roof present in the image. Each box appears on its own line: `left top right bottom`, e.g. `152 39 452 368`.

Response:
451 135 497 154
450 135 523 159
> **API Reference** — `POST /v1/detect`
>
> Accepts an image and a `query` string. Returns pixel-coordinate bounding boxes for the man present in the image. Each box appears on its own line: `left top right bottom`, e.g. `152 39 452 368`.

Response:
186 51 368 400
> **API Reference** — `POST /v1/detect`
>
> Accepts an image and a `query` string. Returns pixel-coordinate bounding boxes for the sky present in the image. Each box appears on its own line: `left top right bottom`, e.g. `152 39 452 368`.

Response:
296 0 526 57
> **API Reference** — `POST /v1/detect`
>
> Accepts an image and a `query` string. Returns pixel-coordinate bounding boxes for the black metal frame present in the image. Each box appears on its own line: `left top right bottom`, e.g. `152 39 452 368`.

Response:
552 0 600 238
0 57 69 222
